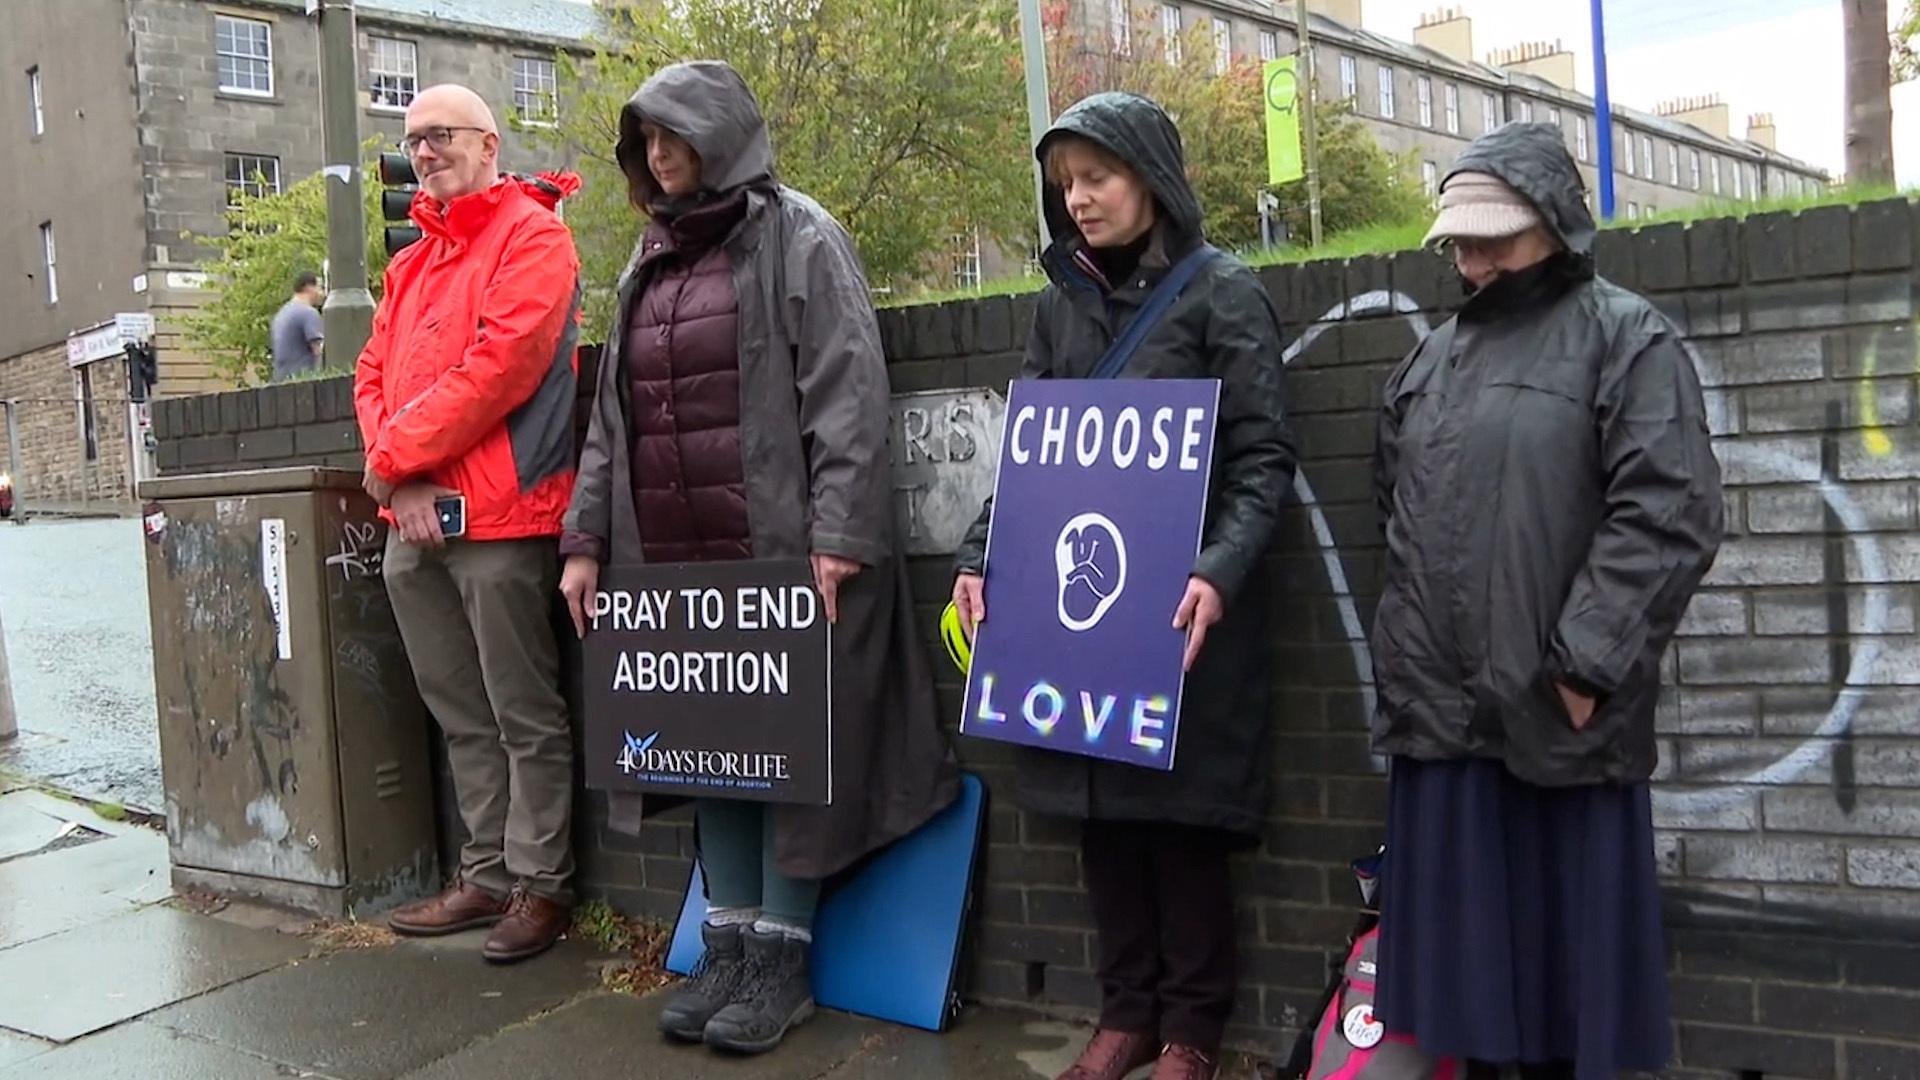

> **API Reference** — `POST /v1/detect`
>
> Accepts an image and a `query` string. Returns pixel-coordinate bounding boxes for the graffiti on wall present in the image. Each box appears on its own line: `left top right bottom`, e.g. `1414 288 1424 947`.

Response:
1286 295 1919 897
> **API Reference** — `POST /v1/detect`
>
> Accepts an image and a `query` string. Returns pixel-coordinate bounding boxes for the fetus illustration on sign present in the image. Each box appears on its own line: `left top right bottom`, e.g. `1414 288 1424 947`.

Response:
1055 511 1127 631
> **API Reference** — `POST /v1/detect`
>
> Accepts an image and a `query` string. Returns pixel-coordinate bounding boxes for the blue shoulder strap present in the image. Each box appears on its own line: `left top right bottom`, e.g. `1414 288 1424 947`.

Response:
1087 243 1220 380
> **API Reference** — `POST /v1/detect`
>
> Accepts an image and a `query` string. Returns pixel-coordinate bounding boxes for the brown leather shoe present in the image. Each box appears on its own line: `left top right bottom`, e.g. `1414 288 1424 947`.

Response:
1150 1044 1218 1080
1057 1028 1158 1080
482 887 569 964
387 879 510 937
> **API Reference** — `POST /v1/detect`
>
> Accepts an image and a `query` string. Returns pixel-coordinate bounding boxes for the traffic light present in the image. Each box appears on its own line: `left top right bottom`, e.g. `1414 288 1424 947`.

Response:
379 150 422 256
124 340 158 403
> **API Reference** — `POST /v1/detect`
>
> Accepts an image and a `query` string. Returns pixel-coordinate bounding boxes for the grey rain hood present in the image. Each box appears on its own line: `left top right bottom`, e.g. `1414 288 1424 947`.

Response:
1370 124 1724 787
1443 121 1598 258
616 60 776 204
571 60 959 876
1037 92 1204 257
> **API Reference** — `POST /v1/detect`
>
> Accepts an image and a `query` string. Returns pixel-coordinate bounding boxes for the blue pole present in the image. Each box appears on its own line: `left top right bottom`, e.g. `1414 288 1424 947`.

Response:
1591 0 1616 220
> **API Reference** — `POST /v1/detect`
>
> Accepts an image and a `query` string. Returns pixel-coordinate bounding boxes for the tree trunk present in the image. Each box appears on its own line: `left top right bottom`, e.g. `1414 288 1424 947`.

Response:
1844 0 1896 186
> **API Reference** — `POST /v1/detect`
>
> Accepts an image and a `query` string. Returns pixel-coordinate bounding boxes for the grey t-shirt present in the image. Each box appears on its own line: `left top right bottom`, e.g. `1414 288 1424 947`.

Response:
270 298 324 381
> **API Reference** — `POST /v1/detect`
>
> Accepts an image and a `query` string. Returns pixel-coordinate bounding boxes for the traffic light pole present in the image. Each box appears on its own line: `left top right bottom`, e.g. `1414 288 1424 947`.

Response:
316 0 374 370
1297 1 1324 246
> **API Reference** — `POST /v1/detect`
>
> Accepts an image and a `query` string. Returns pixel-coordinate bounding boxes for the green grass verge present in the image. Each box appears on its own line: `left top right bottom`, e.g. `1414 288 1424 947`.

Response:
900 186 1916 304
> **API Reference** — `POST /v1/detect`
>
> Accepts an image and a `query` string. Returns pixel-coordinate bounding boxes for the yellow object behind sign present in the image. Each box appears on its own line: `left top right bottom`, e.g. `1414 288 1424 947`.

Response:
939 601 972 673
1264 57 1304 186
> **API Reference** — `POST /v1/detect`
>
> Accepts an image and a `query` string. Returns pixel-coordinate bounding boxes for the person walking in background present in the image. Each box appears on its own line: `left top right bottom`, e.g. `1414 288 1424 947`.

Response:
354 83 583 964
269 271 325 382
951 92 1295 1080
1369 122 1724 1080
558 60 958 1057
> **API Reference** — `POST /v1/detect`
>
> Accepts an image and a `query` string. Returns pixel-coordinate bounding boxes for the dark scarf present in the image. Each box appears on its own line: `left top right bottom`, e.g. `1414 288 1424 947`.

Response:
649 187 754 252
1458 250 1591 321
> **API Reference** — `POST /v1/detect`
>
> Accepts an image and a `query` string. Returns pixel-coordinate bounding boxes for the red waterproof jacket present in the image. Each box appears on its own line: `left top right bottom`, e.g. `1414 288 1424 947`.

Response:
354 173 582 541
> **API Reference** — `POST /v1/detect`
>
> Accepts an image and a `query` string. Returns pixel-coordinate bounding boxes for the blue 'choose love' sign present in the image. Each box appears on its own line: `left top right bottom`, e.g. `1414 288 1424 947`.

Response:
961 379 1219 771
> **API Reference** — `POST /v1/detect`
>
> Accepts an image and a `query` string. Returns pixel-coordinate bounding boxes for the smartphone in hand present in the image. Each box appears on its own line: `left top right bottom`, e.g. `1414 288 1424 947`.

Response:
434 495 467 539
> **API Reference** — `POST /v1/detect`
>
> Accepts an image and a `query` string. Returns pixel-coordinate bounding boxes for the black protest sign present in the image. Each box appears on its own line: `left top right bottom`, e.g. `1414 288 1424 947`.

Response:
581 559 831 805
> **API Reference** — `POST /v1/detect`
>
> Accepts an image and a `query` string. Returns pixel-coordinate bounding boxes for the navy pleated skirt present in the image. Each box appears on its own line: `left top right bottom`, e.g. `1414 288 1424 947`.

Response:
1372 757 1673 1080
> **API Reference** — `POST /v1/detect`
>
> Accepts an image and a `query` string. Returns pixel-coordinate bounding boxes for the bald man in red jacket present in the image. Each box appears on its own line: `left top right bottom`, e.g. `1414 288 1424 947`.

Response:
355 84 581 964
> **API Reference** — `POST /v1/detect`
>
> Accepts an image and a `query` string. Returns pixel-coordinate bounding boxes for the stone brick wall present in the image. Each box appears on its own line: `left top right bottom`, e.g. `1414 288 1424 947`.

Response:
151 197 1920 1076
0 343 136 507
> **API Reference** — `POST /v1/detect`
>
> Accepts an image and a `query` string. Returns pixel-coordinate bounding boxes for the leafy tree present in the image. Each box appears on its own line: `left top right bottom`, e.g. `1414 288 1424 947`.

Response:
1274 100 1433 244
540 0 1034 325
1043 3 1428 251
1895 0 1919 84
183 147 390 386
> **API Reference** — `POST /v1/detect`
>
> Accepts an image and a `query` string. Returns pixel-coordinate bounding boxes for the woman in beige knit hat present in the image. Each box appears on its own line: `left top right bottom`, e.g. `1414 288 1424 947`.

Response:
1368 122 1725 1080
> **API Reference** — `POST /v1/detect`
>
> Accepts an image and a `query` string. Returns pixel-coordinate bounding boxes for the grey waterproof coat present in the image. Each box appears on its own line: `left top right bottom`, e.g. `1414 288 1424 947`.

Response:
1370 123 1724 787
954 93 1297 838
564 61 959 880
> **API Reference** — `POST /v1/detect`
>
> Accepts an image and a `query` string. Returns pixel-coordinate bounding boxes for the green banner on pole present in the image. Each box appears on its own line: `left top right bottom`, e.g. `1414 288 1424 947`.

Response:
1264 57 1304 186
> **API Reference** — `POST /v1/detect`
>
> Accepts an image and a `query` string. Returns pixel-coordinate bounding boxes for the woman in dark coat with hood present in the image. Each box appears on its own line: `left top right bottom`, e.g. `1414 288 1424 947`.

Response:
559 60 958 1056
1369 123 1723 1079
952 93 1295 1080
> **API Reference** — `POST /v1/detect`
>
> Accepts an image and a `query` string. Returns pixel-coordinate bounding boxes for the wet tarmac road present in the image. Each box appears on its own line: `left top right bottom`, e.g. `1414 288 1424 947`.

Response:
0 517 161 812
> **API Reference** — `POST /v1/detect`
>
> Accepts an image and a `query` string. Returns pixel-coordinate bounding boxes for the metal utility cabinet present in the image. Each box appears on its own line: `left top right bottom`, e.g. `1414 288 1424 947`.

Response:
140 467 437 916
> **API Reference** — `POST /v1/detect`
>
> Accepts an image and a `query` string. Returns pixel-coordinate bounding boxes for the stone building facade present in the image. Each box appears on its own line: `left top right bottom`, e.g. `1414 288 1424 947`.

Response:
0 0 592 508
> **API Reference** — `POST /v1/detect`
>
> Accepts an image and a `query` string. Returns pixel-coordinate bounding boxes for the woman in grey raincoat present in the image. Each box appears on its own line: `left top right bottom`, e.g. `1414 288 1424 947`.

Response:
952 93 1294 1080
1369 123 1723 1079
559 60 958 1056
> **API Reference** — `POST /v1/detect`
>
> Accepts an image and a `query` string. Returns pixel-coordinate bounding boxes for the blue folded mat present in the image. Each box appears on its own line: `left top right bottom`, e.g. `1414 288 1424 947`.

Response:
665 771 987 1032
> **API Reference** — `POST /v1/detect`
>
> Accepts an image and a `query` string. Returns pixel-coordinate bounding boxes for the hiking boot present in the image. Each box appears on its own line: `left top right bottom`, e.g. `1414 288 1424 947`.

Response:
387 879 509 937
659 922 748 1042
481 887 568 963
702 926 815 1054
1150 1044 1218 1080
1056 1028 1157 1080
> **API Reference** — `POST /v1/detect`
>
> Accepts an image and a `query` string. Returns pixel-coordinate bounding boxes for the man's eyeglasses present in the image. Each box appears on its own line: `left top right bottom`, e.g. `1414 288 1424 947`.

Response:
399 126 488 156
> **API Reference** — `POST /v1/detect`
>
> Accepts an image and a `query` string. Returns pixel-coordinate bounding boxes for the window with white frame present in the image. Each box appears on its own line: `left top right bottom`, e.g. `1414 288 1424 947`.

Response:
1667 144 1679 185
368 36 417 110
1483 90 1499 133
224 152 281 201
39 221 56 304
1416 76 1432 128
1378 65 1395 119
1576 115 1589 161
513 56 558 125
1548 105 1561 129
1340 54 1357 100
1621 129 1634 175
1731 159 1743 199
215 14 273 96
1689 149 1701 190
1422 161 1439 198
1258 30 1278 63
1109 0 1132 55
949 228 982 290
1160 4 1182 64
1212 17 1231 75
1517 99 1533 123
1443 83 1459 134
1640 135 1653 180
1749 164 1760 199
1710 156 1721 195
1627 201 1639 220
27 66 44 136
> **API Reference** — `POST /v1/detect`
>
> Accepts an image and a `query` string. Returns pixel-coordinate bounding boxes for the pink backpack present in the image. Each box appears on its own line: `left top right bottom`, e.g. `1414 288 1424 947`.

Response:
1297 925 1460 1080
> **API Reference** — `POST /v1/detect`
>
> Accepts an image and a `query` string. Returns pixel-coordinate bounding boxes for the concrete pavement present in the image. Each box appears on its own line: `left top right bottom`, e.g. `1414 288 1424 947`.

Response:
0 779 1261 1080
